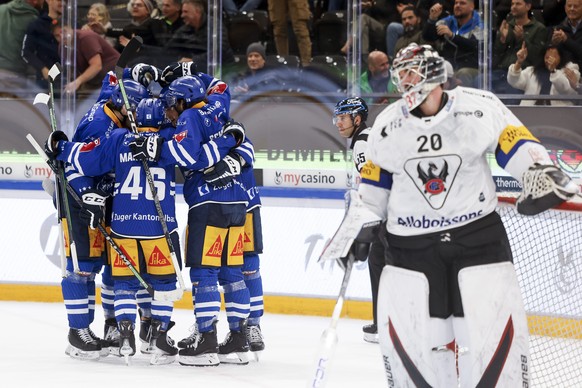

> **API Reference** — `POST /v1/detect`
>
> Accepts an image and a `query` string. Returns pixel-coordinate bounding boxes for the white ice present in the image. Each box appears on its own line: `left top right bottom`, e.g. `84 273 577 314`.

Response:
1 301 387 388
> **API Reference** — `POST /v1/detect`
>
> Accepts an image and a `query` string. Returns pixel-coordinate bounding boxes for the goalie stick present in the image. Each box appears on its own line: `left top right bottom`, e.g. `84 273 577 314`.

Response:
307 252 355 388
26 134 183 302
33 63 79 276
308 190 382 387
114 36 187 294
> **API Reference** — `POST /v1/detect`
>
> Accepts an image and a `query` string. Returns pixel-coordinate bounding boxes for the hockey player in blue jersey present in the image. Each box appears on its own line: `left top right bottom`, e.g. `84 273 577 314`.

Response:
45 77 149 360
46 96 244 364
130 75 254 366
230 139 266 359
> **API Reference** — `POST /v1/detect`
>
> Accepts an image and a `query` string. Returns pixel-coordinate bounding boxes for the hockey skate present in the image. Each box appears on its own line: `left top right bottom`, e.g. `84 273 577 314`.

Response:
65 328 102 360
148 319 178 365
246 325 265 361
87 327 109 358
178 325 220 367
103 318 120 356
218 329 250 365
139 316 153 354
177 322 199 348
362 323 379 344
117 320 136 365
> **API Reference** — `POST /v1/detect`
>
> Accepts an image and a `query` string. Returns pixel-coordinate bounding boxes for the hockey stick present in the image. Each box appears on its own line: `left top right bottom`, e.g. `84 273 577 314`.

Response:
27 134 183 302
34 64 80 275
307 252 355 388
114 36 187 295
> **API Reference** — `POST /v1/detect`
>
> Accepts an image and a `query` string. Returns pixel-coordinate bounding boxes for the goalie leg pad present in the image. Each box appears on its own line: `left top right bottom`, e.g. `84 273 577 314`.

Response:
378 265 457 387
457 262 531 387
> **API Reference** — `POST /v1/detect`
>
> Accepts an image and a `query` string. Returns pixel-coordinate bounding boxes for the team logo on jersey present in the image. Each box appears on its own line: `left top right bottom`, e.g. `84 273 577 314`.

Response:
173 130 187 143
206 235 224 257
80 138 100 152
148 246 171 266
230 233 244 256
404 155 461 209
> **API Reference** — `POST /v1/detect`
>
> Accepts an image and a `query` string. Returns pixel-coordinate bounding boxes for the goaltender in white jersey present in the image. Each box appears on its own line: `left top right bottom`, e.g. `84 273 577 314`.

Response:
356 43 579 387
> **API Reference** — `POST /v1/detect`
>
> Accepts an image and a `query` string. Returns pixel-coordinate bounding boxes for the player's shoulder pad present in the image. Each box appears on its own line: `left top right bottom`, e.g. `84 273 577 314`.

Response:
369 103 401 141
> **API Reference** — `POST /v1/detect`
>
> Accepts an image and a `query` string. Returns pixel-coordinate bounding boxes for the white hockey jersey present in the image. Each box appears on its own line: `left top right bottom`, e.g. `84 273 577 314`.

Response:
361 86 552 236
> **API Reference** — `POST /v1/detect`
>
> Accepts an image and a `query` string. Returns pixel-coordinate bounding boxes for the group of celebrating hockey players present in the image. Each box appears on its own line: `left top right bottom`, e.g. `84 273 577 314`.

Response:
330 43 580 386
44 60 265 366
42 40 581 384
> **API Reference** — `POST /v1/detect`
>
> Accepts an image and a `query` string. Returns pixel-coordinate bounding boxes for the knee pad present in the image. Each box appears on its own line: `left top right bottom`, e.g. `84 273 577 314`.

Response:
378 265 457 387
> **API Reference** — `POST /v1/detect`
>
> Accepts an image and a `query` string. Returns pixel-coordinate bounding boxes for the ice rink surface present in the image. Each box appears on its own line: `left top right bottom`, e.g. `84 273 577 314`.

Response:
1 301 387 388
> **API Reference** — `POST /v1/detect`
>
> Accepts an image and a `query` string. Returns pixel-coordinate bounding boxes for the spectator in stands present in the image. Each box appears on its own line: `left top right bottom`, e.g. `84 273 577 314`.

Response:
134 0 183 47
416 0 454 23
393 5 428 57
21 0 61 89
163 0 234 70
52 21 121 94
232 41 285 95
81 3 115 47
564 65 582 92
490 0 546 96
118 0 158 49
543 0 567 27
550 0 582 68
340 0 396 63
508 42 580 105
223 0 263 16
423 0 483 87
385 0 416 59
267 0 312 67
0 0 44 79
360 50 397 104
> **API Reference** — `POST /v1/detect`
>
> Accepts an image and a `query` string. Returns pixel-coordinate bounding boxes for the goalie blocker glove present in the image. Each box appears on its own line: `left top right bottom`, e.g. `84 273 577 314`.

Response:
129 135 164 162
44 130 68 160
80 189 108 229
222 120 245 147
131 63 161 88
338 220 382 271
203 152 244 188
517 163 579 215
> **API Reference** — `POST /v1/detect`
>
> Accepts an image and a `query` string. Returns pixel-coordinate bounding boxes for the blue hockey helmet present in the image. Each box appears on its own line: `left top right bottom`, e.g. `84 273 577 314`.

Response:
333 97 368 123
163 75 206 108
136 98 165 128
110 79 150 111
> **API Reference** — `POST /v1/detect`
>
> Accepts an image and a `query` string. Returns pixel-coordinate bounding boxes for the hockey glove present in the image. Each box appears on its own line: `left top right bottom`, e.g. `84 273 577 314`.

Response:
160 61 197 86
517 163 580 215
203 152 243 188
80 189 108 229
44 130 68 160
129 135 164 162
131 63 161 87
222 120 246 147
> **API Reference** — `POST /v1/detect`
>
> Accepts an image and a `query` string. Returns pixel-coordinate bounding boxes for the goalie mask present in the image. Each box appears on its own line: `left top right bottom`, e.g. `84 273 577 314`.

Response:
391 43 447 111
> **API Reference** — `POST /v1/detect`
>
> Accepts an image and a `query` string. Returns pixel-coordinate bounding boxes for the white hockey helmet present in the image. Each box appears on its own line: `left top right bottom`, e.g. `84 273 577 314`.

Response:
391 43 447 110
